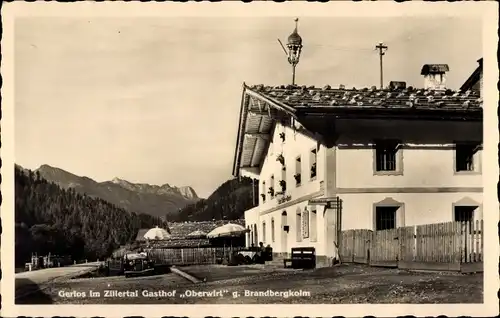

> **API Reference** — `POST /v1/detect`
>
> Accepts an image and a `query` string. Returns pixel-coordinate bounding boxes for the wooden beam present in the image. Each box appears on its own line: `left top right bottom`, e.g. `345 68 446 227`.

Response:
249 96 255 109
240 167 261 179
257 114 264 132
245 133 271 140
248 133 259 168
245 89 298 116
248 109 274 116
233 88 250 177
248 109 290 121
255 97 263 112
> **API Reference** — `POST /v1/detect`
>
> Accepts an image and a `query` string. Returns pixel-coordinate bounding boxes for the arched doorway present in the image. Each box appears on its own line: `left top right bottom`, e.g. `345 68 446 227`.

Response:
281 211 288 254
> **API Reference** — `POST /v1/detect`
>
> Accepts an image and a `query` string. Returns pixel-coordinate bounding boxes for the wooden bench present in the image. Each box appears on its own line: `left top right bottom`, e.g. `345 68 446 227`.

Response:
283 247 316 269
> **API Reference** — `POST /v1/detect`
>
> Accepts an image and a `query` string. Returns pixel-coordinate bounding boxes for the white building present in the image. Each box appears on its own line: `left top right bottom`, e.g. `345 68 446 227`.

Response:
232 63 483 267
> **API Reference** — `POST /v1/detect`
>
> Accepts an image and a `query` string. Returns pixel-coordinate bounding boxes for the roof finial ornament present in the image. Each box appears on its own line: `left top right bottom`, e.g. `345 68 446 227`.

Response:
277 18 303 86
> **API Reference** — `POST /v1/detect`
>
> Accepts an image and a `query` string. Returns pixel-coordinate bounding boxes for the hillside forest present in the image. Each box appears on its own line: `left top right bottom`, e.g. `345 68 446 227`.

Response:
14 166 169 267
171 176 258 222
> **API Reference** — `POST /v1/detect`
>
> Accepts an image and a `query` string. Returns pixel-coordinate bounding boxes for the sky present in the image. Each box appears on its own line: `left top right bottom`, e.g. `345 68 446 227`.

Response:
14 16 482 198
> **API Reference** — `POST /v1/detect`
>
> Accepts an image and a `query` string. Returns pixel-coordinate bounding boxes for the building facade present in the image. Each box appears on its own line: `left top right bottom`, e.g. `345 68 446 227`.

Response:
233 66 483 267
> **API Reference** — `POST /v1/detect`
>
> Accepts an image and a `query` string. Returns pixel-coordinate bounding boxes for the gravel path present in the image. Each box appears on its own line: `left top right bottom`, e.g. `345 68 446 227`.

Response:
17 264 483 304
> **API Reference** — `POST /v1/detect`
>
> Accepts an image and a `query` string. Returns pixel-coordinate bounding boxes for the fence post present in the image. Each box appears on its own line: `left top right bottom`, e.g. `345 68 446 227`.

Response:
480 219 484 262
181 249 184 264
475 220 479 263
412 225 417 261
350 230 354 263
461 221 466 263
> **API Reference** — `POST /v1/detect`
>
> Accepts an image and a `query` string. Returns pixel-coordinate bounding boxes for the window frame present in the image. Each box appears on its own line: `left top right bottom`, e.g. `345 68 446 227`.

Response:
453 205 477 223
309 208 318 242
262 221 266 244
309 147 318 181
454 142 482 175
295 156 302 187
261 181 266 203
372 198 404 231
374 206 398 231
269 175 275 199
296 211 303 242
373 139 404 176
271 218 275 242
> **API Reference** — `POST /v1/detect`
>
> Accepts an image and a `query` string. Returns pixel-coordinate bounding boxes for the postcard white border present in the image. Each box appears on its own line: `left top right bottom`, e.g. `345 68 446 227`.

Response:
1 1 499 317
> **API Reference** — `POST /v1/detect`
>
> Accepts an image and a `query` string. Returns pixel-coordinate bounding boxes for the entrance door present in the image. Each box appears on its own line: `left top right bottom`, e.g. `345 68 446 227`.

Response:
454 205 480 261
281 211 288 255
371 206 400 267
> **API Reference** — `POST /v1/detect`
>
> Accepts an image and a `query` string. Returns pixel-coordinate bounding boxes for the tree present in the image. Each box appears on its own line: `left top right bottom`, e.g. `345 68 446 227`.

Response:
14 166 163 267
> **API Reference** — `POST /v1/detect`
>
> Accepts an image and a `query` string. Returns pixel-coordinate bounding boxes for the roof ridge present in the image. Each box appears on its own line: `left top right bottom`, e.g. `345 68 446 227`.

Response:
246 83 470 94
244 84 482 112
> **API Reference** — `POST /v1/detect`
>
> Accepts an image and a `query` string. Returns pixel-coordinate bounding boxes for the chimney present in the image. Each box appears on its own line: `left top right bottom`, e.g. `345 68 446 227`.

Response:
389 81 406 90
420 64 449 90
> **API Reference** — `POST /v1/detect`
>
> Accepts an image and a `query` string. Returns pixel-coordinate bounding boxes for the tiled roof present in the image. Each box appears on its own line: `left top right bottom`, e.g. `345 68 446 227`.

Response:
150 238 211 248
247 84 482 112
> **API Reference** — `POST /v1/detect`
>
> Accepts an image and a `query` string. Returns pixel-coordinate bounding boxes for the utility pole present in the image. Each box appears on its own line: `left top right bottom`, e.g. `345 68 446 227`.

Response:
375 42 388 89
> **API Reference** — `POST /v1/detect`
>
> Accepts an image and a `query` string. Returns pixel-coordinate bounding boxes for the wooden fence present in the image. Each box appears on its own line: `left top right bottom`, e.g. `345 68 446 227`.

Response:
148 246 245 266
340 220 483 272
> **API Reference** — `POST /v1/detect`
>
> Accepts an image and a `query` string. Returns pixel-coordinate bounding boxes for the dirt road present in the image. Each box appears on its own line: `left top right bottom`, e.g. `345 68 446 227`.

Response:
17 264 483 304
15 262 101 301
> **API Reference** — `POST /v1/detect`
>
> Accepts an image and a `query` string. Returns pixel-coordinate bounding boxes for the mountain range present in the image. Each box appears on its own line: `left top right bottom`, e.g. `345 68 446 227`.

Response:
29 164 200 218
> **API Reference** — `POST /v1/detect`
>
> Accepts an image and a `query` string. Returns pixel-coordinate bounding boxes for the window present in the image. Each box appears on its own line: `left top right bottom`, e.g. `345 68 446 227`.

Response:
269 175 275 198
271 218 275 242
295 156 302 187
279 131 286 142
253 224 258 246
375 206 398 230
280 168 286 194
261 181 266 203
455 143 480 172
262 221 266 243
246 226 252 246
454 206 475 223
375 140 399 172
302 209 309 239
310 209 317 241
310 148 317 180
282 211 288 232
296 211 302 242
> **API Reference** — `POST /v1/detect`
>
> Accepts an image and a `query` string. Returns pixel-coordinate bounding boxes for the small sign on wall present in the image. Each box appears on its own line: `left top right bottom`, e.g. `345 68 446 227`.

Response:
302 209 309 239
